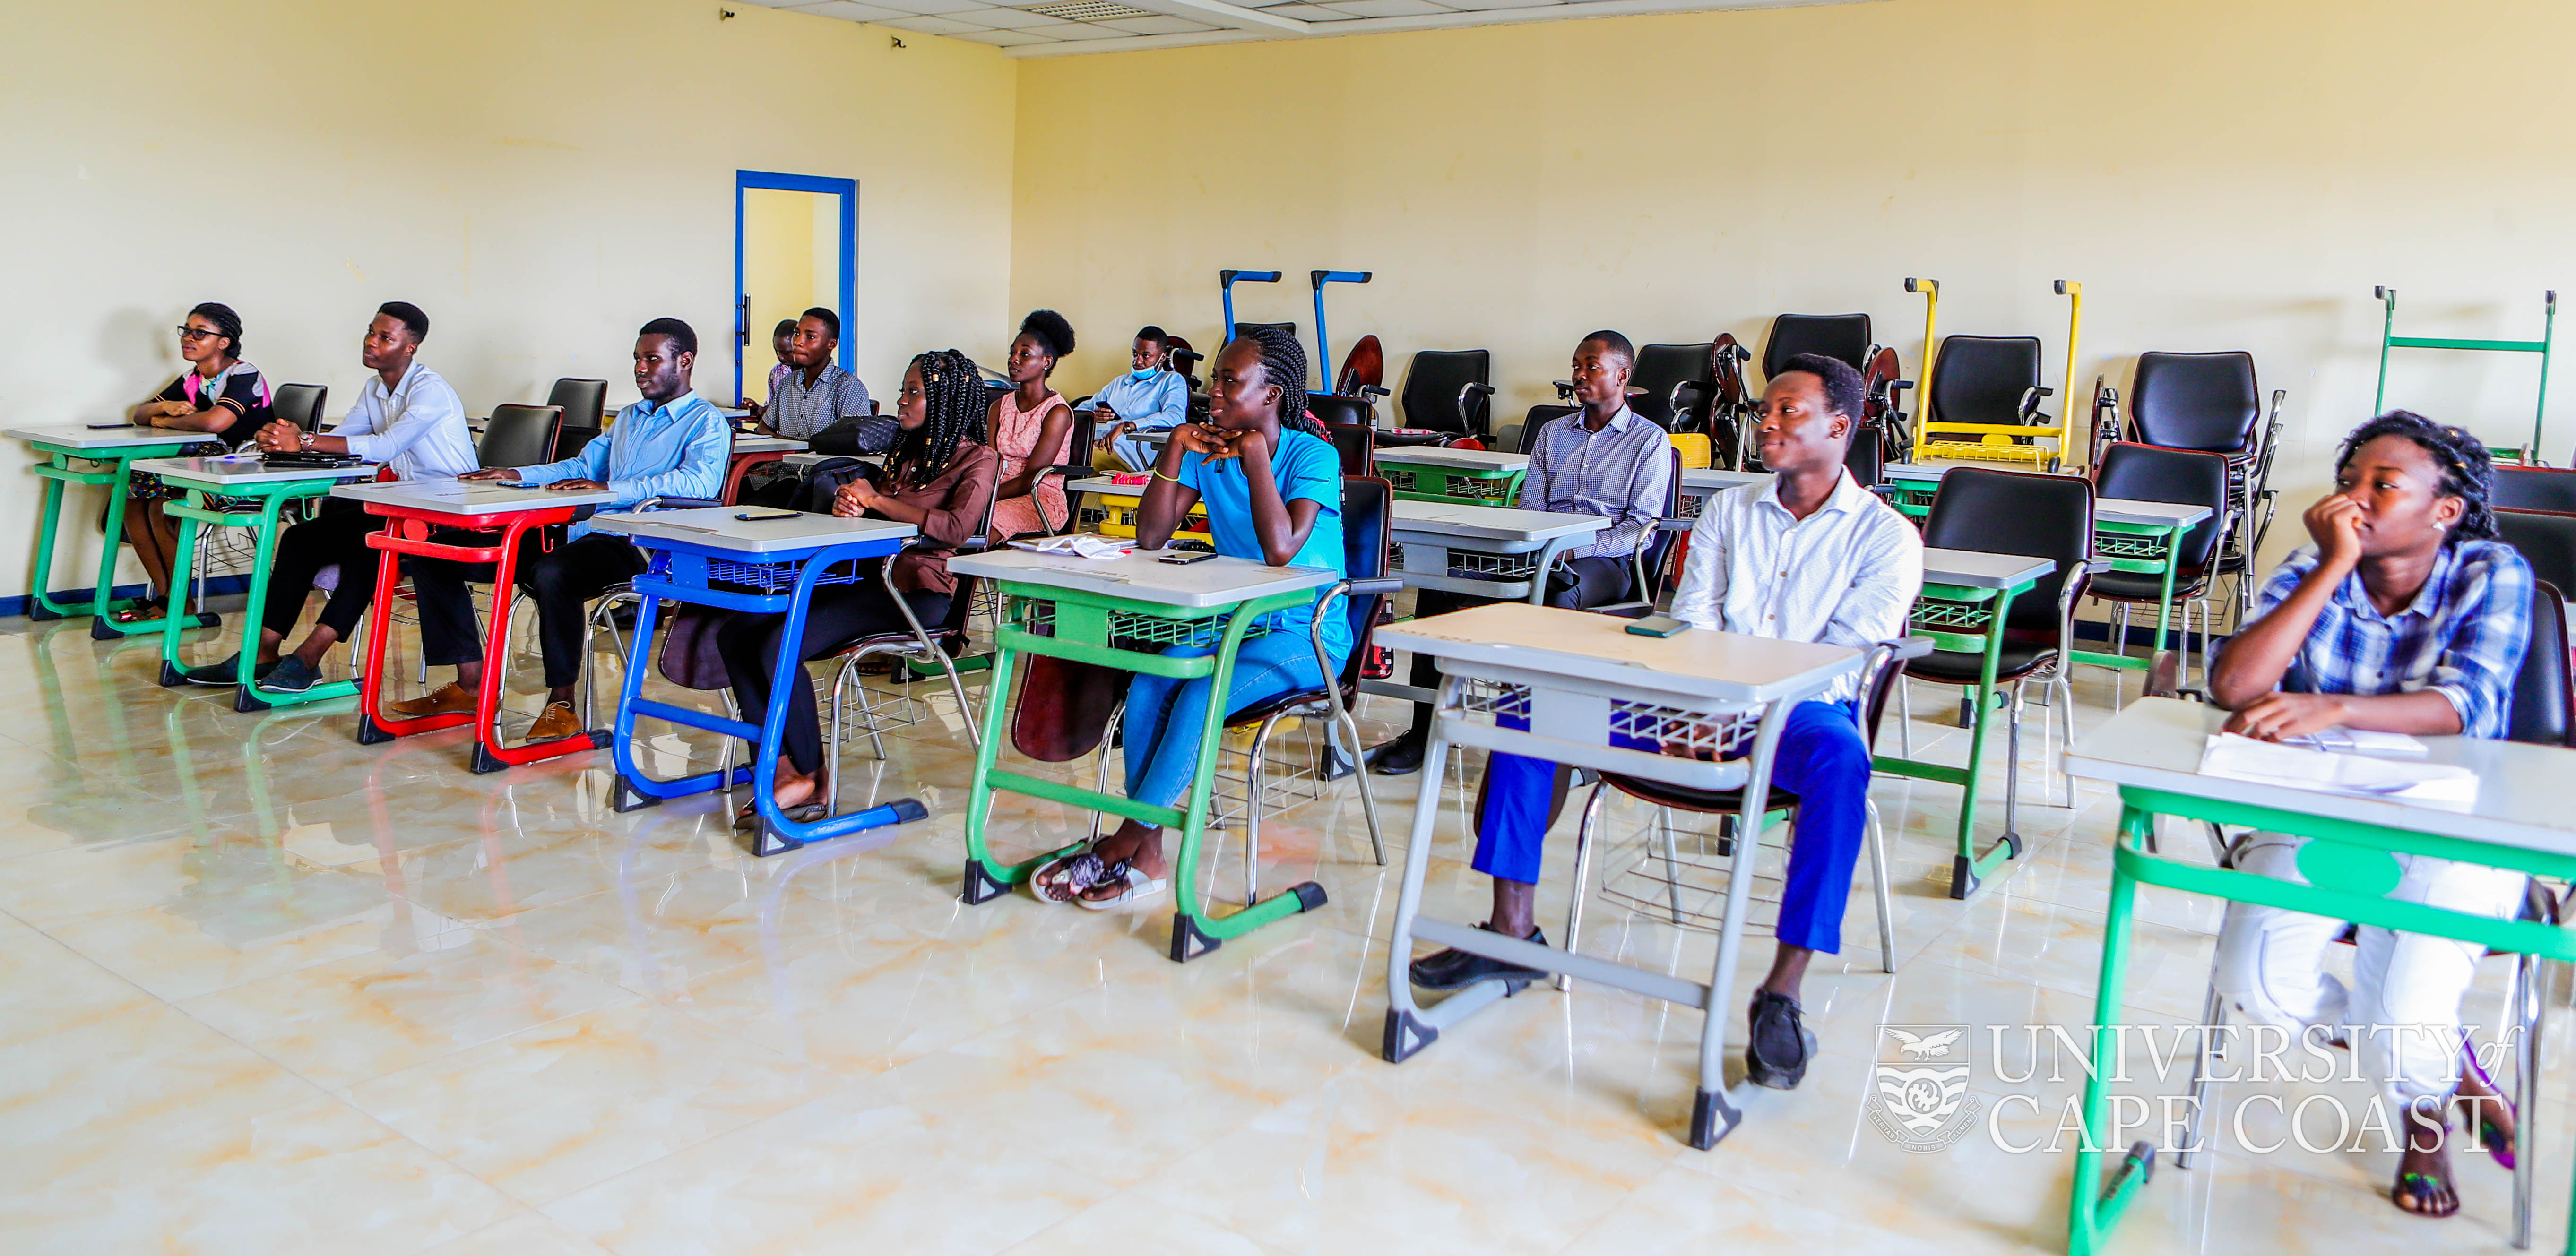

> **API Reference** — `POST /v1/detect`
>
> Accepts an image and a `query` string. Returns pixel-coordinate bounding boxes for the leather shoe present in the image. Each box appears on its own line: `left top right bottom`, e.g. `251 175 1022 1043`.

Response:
1745 991 1817 1090
389 682 477 718
1366 730 1426 776
527 700 585 742
1409 923 1549 990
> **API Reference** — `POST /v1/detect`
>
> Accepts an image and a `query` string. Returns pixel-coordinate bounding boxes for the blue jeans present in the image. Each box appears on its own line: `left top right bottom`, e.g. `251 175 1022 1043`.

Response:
1123 632 1342 814
1473 700 1871 954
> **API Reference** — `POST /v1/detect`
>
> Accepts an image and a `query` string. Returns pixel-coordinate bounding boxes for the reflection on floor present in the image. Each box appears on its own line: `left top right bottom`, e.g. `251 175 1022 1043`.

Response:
0 600 2563 1255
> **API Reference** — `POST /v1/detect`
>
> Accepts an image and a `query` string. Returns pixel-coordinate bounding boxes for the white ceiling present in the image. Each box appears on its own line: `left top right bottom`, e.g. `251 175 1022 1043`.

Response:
735 0 1867 59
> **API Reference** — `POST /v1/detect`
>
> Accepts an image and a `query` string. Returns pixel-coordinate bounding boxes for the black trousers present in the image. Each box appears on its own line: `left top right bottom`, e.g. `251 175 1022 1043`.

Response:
1400 554 1633 740
411 533 649 689
264 500 389 642
718 581 951 776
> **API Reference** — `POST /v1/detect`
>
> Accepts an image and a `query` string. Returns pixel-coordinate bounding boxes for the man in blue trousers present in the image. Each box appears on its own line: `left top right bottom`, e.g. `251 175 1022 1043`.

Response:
1404 353 1922 1091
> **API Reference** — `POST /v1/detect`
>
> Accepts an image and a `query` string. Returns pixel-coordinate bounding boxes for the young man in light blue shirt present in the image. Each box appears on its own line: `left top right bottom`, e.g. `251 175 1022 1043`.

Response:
399 318 730 741
1078 326 1190 471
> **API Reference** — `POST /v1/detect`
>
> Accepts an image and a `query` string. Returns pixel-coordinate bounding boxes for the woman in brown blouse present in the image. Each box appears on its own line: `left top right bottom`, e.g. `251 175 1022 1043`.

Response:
719 348 1000 823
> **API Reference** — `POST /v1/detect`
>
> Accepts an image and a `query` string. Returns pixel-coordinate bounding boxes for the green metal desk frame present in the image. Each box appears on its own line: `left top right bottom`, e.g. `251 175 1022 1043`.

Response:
1378 459 1526 507
2373 285 2556 463
2065 518 2189 677
156 476 368 713
26 436 216 637
961 581 1330 962
1872 573 2040 899
2068 789 2576 1256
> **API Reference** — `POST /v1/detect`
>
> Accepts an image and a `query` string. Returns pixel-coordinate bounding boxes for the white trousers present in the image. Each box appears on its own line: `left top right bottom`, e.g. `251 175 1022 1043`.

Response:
2212 832 2524 1112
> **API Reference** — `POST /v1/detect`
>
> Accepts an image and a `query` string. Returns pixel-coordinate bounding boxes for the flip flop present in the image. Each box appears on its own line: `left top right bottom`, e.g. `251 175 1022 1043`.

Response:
2457 1041 2519 1170
1031 851 1107 903
1077 860 1166 911
734 798 828 830
2392 1170 2459 1218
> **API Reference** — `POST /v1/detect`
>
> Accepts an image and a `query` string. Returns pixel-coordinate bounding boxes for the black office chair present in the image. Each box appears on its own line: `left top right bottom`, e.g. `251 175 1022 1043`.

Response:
2088 443 2232 698
478 404 564 470
1929 336 2049 433
2097 352 2284 626
1308 392 1377 430
1323 422 1376 477
1762 313 1874 378
2512 581 2571 746
1902 468 2099 857
1559 635 1934 983
1516 404 1577 454
272 383 328 433
546 378 608 459
1205 475 1399 936
1629 343 1717 432
1232 320 1296 342
1383 350 1495 449
2495 467 2576 514
1593 447 1686 620
1846 425 1886 490
1735 315 1884 469
2497 509 2576 599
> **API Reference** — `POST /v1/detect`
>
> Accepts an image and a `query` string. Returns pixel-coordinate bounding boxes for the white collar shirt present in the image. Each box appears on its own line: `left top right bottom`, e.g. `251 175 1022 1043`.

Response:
337 361 476 482
1669 468 1923 704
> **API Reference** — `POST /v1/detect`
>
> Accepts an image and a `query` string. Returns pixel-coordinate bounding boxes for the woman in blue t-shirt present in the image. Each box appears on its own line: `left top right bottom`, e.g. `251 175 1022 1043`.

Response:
1037 325 1349 909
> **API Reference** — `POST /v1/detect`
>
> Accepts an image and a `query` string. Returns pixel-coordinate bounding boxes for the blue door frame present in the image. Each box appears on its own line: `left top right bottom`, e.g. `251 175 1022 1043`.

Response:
734 170 857 405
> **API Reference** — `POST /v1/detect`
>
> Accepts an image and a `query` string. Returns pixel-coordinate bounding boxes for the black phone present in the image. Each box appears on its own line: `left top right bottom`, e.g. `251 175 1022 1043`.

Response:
734 511 801 522
1157 549 1219 565
87 422 134 429
1625 614 1691 638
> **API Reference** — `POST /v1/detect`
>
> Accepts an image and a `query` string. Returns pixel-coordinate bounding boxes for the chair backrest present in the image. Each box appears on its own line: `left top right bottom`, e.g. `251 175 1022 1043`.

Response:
272 383 328 433
1323 421 1376 476
1634 446 1686 602
1845 425 1884 489
2128 351 2258 456
2494 466 2576 514
2509 580 2571 747
2497 509 2576 604
1922 467 2095 635
1398 349 1492 436
1308 393 1378 432
2094 442 2232 571
1336 475 1394 694
1519 404 1576 453
1763 313 1873 379
546 378 608 432
1166 335 1203 391
1629 342 1716 430
1336 334 1385 394
1928 336 2044 427
479 403 563 470
1232 320 1296 344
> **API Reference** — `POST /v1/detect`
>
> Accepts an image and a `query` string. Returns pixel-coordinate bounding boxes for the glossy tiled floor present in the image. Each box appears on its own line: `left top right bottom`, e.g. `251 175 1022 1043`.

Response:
3 599 2567 1254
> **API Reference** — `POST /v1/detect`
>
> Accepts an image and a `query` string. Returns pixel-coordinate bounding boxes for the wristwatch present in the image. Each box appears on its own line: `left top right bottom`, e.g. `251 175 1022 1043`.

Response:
297 428 317 452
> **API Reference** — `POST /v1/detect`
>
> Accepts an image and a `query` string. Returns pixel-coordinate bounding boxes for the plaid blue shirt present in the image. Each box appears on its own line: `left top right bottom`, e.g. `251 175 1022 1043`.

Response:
2245 538 2533 739
1519 406 1672 559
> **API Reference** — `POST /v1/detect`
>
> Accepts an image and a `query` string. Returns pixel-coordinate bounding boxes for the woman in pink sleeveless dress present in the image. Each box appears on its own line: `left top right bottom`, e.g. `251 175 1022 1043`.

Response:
988 309 1079 541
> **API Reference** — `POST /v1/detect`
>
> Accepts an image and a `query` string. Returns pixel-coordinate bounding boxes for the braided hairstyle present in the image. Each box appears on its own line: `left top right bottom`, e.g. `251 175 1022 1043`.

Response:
2336 409 2498 541
1239 324 1328 441
888 349 989 489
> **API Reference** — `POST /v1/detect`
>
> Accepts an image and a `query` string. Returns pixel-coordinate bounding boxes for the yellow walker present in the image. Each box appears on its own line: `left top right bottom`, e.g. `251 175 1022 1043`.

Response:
1907 279 2085 473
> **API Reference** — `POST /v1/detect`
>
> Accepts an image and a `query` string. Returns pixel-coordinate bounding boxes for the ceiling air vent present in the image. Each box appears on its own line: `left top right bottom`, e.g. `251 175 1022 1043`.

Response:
1017 0 1163 20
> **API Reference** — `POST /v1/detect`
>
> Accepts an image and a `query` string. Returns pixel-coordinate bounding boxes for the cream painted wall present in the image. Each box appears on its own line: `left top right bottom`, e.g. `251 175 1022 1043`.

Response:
0 0 1013 601
1011 0 2576 570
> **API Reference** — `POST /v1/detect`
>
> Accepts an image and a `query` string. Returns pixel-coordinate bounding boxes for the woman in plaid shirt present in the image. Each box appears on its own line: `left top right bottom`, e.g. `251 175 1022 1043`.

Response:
2209 411 2533 1220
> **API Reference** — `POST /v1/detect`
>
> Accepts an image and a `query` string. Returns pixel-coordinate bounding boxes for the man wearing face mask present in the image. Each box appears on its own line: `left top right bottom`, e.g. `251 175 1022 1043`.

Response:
1078 325 1189 472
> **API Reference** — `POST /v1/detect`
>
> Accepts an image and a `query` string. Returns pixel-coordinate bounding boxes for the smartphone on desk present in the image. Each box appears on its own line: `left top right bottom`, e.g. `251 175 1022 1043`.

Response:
1156 550 1218 566
734 511 800 522
1625 614 1691 638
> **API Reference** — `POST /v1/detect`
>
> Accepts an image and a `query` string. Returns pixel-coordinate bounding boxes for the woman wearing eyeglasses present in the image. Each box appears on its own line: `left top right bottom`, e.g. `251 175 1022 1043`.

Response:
115 303 272 622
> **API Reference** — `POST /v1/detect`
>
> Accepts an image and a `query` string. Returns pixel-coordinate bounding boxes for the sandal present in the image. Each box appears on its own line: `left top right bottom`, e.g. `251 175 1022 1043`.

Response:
109 597 169 625
2457 1041 2519 1170
1076 860 1167 911
732 796 828 830
1032 851 1109 903
2392 1170 2460 1218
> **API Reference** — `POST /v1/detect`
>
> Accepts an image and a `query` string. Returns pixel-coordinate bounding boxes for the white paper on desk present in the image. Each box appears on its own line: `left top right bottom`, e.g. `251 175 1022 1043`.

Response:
1009 533 1134 560
2199 733 2476 806
2280 728 2429 758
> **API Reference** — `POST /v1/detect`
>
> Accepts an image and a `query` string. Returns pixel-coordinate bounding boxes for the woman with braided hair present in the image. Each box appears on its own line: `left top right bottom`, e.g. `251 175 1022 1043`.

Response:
1034 325 1348 908
718 349 1001 825
2208 410 2532 1220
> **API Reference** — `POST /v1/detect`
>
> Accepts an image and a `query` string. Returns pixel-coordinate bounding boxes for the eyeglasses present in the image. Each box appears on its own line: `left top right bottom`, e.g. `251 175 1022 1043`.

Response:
175 326 223 341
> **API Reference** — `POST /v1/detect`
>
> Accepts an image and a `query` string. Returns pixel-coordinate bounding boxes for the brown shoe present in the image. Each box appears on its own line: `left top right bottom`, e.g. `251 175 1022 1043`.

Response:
389 682 477 718
527 700 585 743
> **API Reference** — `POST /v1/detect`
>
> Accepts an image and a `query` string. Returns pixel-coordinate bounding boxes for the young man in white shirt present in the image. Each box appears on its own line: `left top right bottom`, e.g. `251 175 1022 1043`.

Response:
206 302 476 695
1404 353 1922 1092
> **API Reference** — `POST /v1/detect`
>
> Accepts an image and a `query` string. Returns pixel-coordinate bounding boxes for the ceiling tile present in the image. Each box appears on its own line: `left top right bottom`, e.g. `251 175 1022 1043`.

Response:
1037 22 1137 37
1092 14 1218 33
1259 3 1353 17
953 26 1062 42
860 0 994 15
1320 0 1452 15
878 13 993 33
786 1 912 19
973 7 1078 27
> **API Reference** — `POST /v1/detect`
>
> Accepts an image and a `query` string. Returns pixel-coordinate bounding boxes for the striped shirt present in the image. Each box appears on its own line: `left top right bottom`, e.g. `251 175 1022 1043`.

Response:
767 361 879 443
1672 470 1923 705
1518 406 1672 559
2245 539 2532 739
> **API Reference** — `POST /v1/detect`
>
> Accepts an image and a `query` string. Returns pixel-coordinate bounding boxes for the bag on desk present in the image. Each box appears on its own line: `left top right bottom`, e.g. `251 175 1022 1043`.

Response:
657 607 736 690
1011 653 1125 763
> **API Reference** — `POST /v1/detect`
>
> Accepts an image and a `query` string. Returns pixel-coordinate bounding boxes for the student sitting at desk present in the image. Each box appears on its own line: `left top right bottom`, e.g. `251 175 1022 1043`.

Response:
717 348 999 825
208 302 474 694
1079 325 1189 472
395 318 731 743
116 302 273 624
2207 412 2532 1220
988 309 1079 540
1034 325 1348 909
756 307 888 450
1404 353 1920 1092
748 318 795 413
1366 330 1674 776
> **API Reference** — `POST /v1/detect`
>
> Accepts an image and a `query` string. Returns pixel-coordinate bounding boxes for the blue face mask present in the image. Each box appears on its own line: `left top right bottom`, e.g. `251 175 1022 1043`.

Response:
1131 365 1159 381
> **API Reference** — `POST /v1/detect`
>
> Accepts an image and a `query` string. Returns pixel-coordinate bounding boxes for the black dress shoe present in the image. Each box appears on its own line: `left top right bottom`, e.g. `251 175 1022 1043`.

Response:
1367 731 1426 776
1745 991 1817 1090
1409 923 1549 990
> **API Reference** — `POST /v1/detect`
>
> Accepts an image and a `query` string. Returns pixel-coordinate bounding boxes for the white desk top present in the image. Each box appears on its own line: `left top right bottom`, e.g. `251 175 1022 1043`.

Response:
588 507 913 554
1069 476 1149 499
1681 468 1772 491
732 436 806 455
2095 498 2214 529
1921 548 2057 590
330 479 621 517
1882 458 2050 483
949 547 1336 609
132 455 378 487
1376 447 1530 472
2068 698 2576 857
1380 603 1861 705
8 423 224 451
1392 500 1612 543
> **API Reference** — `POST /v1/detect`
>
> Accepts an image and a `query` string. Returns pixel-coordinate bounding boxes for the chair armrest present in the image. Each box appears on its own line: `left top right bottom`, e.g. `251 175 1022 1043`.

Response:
1552 379 1576 401
1890 634 1936 662
2017 385 2056 423
2082 557 2114 575
1654 516 1696 533
1344 576 1406 596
